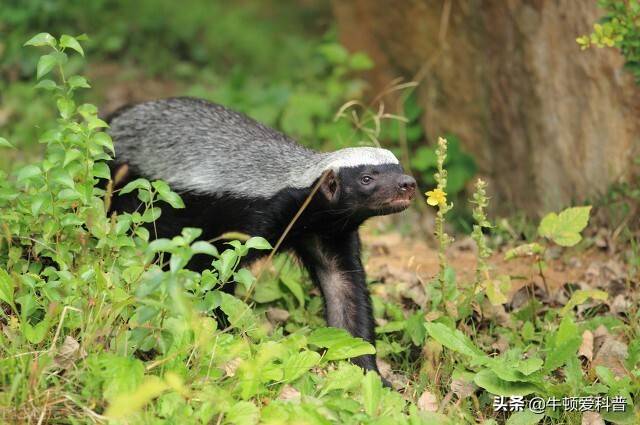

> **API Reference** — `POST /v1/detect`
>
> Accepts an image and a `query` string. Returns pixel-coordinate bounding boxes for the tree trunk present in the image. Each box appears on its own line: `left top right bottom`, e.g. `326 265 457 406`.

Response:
333 0 640 216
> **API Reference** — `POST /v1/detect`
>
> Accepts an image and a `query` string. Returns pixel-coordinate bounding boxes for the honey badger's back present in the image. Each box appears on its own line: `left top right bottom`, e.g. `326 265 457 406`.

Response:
108 97 317 198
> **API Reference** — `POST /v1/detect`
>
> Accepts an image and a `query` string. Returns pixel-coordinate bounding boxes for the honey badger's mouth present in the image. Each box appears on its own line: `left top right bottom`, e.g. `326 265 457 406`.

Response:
377 197 412 214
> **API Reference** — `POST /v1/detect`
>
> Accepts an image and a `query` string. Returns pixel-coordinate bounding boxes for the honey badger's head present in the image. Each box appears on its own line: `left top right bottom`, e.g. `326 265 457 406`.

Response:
319 163 416 218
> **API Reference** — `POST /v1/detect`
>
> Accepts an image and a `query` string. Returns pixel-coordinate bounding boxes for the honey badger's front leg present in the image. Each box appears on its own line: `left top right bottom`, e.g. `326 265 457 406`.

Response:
296 231 379 374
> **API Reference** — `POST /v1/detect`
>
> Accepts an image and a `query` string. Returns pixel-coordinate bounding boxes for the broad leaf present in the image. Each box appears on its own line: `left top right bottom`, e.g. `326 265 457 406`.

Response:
60 34 84 56
538 206 591 247
0 268 14 305
474 369 538 396
24 32 56 47
425 322 485 359
560 289 608 316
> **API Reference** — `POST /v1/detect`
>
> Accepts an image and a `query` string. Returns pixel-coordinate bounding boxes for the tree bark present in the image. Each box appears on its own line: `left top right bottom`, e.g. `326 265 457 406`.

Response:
333 0 640 215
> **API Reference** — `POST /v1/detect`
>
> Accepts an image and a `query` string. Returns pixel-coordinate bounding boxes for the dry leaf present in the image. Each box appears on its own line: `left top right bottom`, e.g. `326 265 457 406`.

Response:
578 330 594 361
581 411 605 425
278 385 301 401
54 336 85 369
592 336 628 378
609 294 630 315
265 307 290 324
417 390 438 412
223 357 242 377
450 379 474 399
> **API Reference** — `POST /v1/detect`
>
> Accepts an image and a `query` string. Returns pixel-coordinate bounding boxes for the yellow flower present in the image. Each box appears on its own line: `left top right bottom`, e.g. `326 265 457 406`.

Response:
425 188 447 207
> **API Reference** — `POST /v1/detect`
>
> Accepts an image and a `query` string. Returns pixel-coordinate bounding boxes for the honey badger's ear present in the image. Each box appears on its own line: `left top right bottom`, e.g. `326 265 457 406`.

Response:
319 169 340 202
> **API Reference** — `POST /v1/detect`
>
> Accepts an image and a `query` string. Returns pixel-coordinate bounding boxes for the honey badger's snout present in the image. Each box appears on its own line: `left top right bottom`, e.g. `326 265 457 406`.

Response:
397 174 417 199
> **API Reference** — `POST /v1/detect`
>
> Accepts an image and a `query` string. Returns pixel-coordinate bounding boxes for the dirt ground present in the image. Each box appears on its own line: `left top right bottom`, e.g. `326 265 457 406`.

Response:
360 216 624 304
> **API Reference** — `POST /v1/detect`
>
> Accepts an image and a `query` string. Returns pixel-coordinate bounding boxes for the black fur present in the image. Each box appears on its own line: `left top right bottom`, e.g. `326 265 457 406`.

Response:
106 99 417 380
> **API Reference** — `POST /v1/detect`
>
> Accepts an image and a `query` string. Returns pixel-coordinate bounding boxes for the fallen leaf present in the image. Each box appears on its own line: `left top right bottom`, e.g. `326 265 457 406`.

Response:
581 411 605 425
223 357 242 377
609 294 630 315
592 336 628 378
278 385 300 401
450 378 475 399
417 390 438 412
578 330 594 361
266 307 290 324
53 336 86 369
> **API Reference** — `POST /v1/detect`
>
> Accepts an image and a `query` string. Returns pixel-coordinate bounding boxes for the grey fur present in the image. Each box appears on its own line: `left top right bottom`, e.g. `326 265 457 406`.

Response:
108 97 399 197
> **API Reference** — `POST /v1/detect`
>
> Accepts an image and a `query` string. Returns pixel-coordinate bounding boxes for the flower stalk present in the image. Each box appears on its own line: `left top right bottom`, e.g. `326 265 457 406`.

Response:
426 137 453 291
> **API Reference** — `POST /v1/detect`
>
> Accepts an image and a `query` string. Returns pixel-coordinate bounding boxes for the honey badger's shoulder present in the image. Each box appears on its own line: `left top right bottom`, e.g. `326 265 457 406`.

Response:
107 97 316 198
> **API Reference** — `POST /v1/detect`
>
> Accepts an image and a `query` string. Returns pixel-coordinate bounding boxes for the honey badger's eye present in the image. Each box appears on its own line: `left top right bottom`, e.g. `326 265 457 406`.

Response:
360 175 373 185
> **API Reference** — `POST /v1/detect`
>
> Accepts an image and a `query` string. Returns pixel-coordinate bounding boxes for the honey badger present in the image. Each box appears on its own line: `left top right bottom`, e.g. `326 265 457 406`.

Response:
107 97 416 377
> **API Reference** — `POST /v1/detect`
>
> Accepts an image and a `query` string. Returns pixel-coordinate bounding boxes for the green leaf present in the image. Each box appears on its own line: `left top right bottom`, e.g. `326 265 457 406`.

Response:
68 75 90 89
36 54 57 80
105 376 169 418
191 241 219 257
219 292 257 331
63 149 83 167
120 178 151 195
147 238 175 253
60 34 84 56
484 275 511 306
0 137 14 148
425 322 485 359
325 338 376 361
88 117 108 130
57 97 75 119
245 236 272 251
473 369 538 396
234 268 255 292
24 33 56 47
282 351 321 381
405 312 427 345
22 318 51 344
538 206 591 247
35 80 58 90
252 278 283 303
505 410 544 425
320 363 364 395
92 162 111 180
319 43 349 64
280 272 305 308
0 268 14 305
544 315 582 372
152 180 184 208
212 249 238 283
92 132 115 154
308 327 375 361
226 401 259 425
560 289 608 316
16 165 41 182
349 52 374 71
362 371 383 416
52 170 75 189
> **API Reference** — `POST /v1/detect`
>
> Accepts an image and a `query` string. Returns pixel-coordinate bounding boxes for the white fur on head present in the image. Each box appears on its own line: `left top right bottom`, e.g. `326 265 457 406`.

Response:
296 147 400 190
324 147 399 171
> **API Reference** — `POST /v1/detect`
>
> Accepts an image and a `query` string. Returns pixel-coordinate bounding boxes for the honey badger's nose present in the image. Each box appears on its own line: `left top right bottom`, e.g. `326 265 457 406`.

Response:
398 175 417 196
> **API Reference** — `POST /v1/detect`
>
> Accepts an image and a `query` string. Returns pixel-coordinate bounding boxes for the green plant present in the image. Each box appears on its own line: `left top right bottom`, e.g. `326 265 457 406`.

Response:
0 32 455 424
577 0 640 83
425 137 454 309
